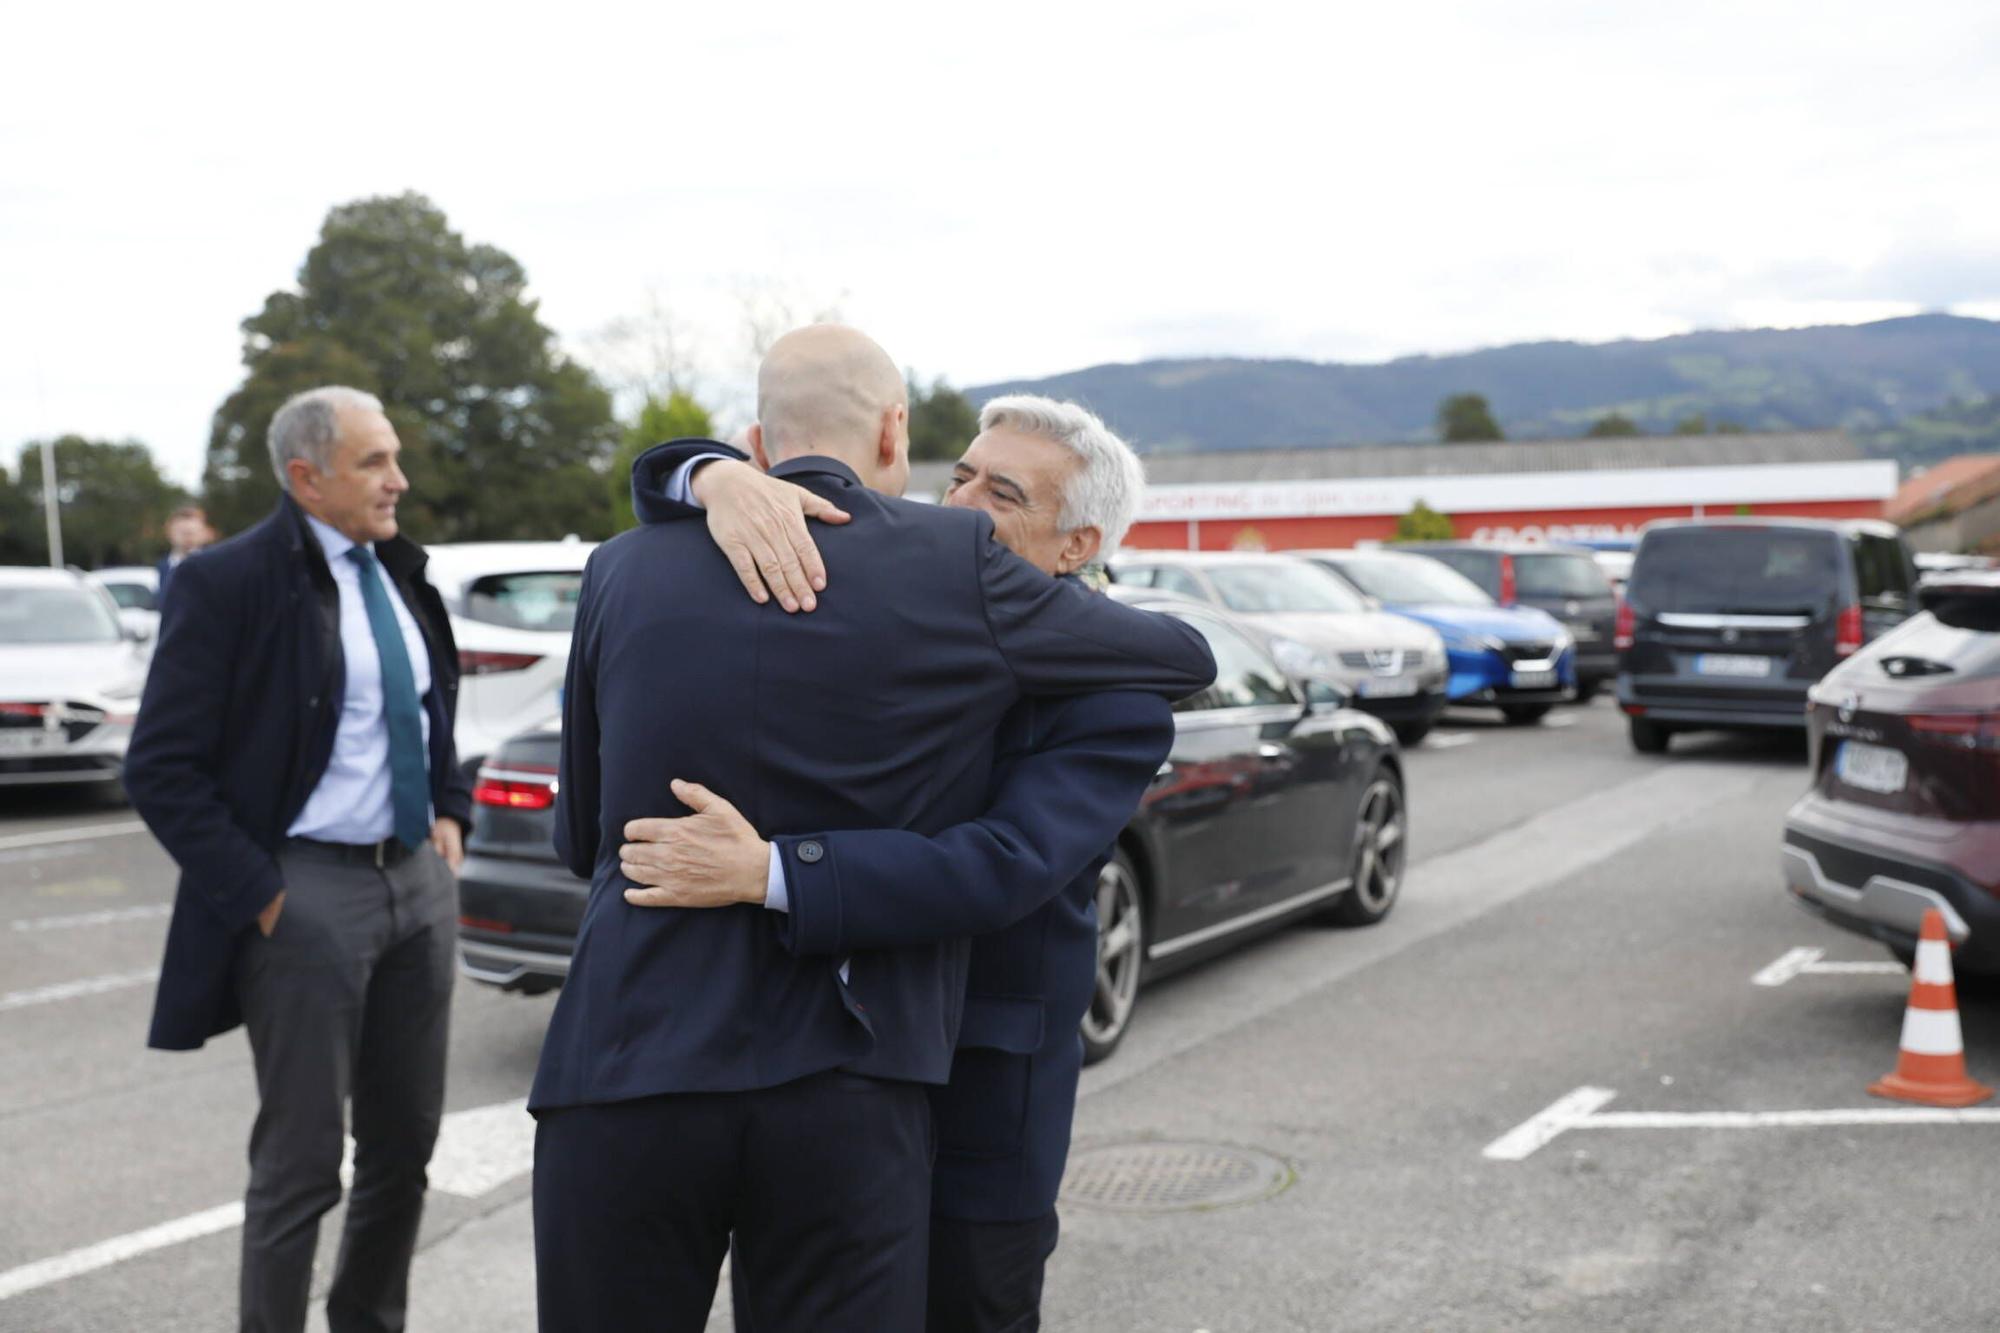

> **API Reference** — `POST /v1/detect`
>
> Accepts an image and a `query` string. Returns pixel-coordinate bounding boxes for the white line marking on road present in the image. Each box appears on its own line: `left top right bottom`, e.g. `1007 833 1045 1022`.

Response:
0 968 159 1011
0 1097 535 1303
1543 714 1579 729
1485 1086 2000 1161
1482 1087 1618 1161
10 904 173 932
0 821 149 853
1752 946 1907 987
1425 733 1478 749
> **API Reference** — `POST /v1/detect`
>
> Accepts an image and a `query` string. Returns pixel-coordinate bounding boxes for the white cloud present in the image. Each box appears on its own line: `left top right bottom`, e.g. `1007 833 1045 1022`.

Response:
3 0 1998 489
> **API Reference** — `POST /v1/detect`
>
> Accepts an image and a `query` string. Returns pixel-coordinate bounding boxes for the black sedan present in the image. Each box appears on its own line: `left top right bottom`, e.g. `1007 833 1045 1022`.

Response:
456 588 1409 1063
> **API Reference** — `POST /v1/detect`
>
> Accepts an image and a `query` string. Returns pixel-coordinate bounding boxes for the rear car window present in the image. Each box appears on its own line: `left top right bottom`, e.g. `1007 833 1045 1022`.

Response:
463 572 584 632
99 581 157 611
1629 528 1842 615
1417 549 1497 595
1514 552 1611 599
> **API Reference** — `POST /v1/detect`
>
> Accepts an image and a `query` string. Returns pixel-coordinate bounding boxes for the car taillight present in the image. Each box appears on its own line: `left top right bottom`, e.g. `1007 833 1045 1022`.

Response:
460 651 543 676
1907 713 2000 749
0 702 45 718
1498 556 1517 607
1614 596 1635 651
473 763 558 810
1834 605 1864 658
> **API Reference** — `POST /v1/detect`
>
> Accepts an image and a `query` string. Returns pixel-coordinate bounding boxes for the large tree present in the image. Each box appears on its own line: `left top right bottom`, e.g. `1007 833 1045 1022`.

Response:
609 391 716 530
204 193 620 540
907 374 981 462
1585 412 1642 438
0 460 45 564
16 437 189 568
1437 393 1504 443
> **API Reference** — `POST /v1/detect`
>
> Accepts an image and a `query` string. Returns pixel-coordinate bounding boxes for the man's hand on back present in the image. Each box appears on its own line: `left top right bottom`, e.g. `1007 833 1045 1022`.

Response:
620 779 771 909
691 460 849 613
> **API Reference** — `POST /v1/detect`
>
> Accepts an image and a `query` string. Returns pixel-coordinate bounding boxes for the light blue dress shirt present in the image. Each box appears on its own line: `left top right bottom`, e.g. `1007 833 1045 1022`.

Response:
287 515 435 844
665 455 794 915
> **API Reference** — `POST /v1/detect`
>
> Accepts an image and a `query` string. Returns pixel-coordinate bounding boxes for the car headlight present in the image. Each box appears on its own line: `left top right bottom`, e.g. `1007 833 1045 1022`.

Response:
1423 640 1448 669
1552 628 1574 654
1269 637 1326 678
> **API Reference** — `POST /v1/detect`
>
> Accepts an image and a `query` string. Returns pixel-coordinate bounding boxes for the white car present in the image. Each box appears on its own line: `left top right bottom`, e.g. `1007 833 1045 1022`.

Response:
422 540 596 773
86 564 162 643
0 567 150 788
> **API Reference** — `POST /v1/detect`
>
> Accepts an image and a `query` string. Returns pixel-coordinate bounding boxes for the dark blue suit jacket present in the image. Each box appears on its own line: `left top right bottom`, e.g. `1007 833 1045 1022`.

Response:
775 689 1171 1220
125 495 472 1051
153 555 176 607
529 445 1214 1111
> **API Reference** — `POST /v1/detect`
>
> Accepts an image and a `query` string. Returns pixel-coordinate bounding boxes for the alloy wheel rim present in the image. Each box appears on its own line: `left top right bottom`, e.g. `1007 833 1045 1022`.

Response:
1083 859 1142 1045
1353 780 1405 913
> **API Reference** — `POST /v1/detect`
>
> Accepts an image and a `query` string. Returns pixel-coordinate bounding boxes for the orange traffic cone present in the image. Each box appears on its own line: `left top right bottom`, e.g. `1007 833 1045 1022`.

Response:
1869 909 1992 1108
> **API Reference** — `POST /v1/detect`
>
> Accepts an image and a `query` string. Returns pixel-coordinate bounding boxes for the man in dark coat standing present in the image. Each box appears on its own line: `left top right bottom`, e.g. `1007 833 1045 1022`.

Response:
125 386 472 1333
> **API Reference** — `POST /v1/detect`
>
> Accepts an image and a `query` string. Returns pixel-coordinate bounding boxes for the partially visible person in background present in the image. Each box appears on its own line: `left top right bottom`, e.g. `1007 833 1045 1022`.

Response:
155 504 214 606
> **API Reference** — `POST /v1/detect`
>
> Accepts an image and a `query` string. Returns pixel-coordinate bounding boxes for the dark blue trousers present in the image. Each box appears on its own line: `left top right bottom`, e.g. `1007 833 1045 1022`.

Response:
533 1070 933 1332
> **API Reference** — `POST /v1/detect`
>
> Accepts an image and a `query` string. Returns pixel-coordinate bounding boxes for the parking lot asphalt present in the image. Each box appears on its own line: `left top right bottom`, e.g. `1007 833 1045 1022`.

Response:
5 697 1997 1331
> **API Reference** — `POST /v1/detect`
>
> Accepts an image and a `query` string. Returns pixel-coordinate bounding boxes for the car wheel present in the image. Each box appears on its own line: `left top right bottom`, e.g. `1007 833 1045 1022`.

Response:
1392 721 1433 747
1081 849 1145 1066
1328 768 1406 927
1629 717 1672 754
1501 703 1552 725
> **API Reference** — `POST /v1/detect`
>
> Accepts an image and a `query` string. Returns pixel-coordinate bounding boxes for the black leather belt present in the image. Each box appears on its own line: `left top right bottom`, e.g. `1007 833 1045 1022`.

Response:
285 836 416 869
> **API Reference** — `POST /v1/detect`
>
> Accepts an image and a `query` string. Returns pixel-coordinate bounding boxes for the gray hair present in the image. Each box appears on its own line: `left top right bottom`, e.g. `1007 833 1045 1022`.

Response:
977 394 1145 551
268 386 383 490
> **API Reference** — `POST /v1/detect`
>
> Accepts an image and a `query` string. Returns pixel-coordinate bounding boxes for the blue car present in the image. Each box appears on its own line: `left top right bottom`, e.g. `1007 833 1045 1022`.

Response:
1300 548 1577 724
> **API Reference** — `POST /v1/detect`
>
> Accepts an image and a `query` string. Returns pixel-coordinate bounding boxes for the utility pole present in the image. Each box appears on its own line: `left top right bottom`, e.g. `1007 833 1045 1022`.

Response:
40 435 63 568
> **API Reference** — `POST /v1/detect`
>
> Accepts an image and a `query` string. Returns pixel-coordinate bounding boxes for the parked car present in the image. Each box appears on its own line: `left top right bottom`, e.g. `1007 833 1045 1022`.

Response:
1571 538 1637 592
1400 541 1619 699
86 565 160 643
0 567 149 789
457 587 1409 1065
1300 548 1576 724
422 540 596 773
1109 551 1448 745
1781 570 2000 974
1615 519 1918 754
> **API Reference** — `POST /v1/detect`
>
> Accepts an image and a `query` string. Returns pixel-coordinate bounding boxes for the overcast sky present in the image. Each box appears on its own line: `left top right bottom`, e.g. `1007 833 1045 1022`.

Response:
6 0 1998 486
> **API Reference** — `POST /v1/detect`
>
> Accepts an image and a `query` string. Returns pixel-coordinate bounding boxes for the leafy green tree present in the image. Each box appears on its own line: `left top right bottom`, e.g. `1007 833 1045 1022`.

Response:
1393 500 1456 543
1438 393 1504 443
609 391 716 529
1674 413 1709 435
0 461 44 564
907 374 981 462
16 437 190 568
204 193 621 540
1585 413 1642 438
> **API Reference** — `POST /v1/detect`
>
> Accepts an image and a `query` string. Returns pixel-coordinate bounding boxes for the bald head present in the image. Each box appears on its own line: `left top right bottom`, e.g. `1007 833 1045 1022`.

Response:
751 325 910 494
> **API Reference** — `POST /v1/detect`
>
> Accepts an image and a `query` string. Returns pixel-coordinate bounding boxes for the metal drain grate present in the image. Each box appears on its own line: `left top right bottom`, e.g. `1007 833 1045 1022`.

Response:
1059 1141 1293 1213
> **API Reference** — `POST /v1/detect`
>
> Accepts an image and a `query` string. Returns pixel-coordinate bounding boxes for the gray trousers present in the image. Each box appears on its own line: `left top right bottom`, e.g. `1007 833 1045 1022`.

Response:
233 840 458 1333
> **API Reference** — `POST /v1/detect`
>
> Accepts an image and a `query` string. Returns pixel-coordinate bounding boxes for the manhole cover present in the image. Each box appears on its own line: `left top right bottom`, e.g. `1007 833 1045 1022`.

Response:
1059 1141 1293 1213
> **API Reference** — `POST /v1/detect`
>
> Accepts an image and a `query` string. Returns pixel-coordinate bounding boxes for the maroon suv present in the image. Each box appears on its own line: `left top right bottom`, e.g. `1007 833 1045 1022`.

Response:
1781 571 2000 971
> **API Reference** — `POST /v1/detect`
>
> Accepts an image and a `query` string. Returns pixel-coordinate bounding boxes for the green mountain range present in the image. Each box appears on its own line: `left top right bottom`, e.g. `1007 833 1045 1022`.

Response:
966 313 2000 468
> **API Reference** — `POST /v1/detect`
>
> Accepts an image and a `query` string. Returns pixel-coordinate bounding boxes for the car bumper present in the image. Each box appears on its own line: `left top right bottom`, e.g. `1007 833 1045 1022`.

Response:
1616 674 1810 730
0 726 130 786
1352 688 1450 726
1781 799 2000 973
456 852 584 991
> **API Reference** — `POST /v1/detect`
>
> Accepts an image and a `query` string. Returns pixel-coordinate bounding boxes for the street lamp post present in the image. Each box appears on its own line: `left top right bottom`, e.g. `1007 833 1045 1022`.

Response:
39 436 64 568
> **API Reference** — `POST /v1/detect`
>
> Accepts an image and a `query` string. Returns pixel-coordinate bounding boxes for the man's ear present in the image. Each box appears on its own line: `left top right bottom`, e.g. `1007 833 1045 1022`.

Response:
879 404 907 470
748 423 773 473
285 458 322 505
1055 526 1104 576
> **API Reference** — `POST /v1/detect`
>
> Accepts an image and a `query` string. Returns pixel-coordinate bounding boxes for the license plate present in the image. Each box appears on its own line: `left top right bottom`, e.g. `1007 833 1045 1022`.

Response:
1695 654 1773 678
1836 741 1908 795
0 730 60 755
1360 677 1419 699
1510 668 1558 689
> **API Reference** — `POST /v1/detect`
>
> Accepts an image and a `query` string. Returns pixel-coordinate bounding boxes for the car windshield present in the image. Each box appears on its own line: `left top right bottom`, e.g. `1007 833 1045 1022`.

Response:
1514 552 1612 599
1205 561 1368 615
1321 554 1493 607
0 586 123 644
1630 528 1841 614
463 571 584 632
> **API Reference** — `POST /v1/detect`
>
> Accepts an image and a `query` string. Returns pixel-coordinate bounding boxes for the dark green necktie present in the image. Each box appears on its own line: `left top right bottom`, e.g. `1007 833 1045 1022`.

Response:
348 547 431 850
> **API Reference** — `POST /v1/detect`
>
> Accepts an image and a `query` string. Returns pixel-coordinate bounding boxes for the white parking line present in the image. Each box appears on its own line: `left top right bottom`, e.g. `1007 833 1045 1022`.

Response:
1425 733 1478 750
10 905 173 932
1752 946 1907 987
0 968 159 1011
0 1098 534 1302
1484 1086 2000 1161
0 821 149 853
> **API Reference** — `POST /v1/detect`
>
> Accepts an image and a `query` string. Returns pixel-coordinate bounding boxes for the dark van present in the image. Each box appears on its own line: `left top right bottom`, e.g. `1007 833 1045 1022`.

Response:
1616 518 1918 753
1400 542 1620 698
